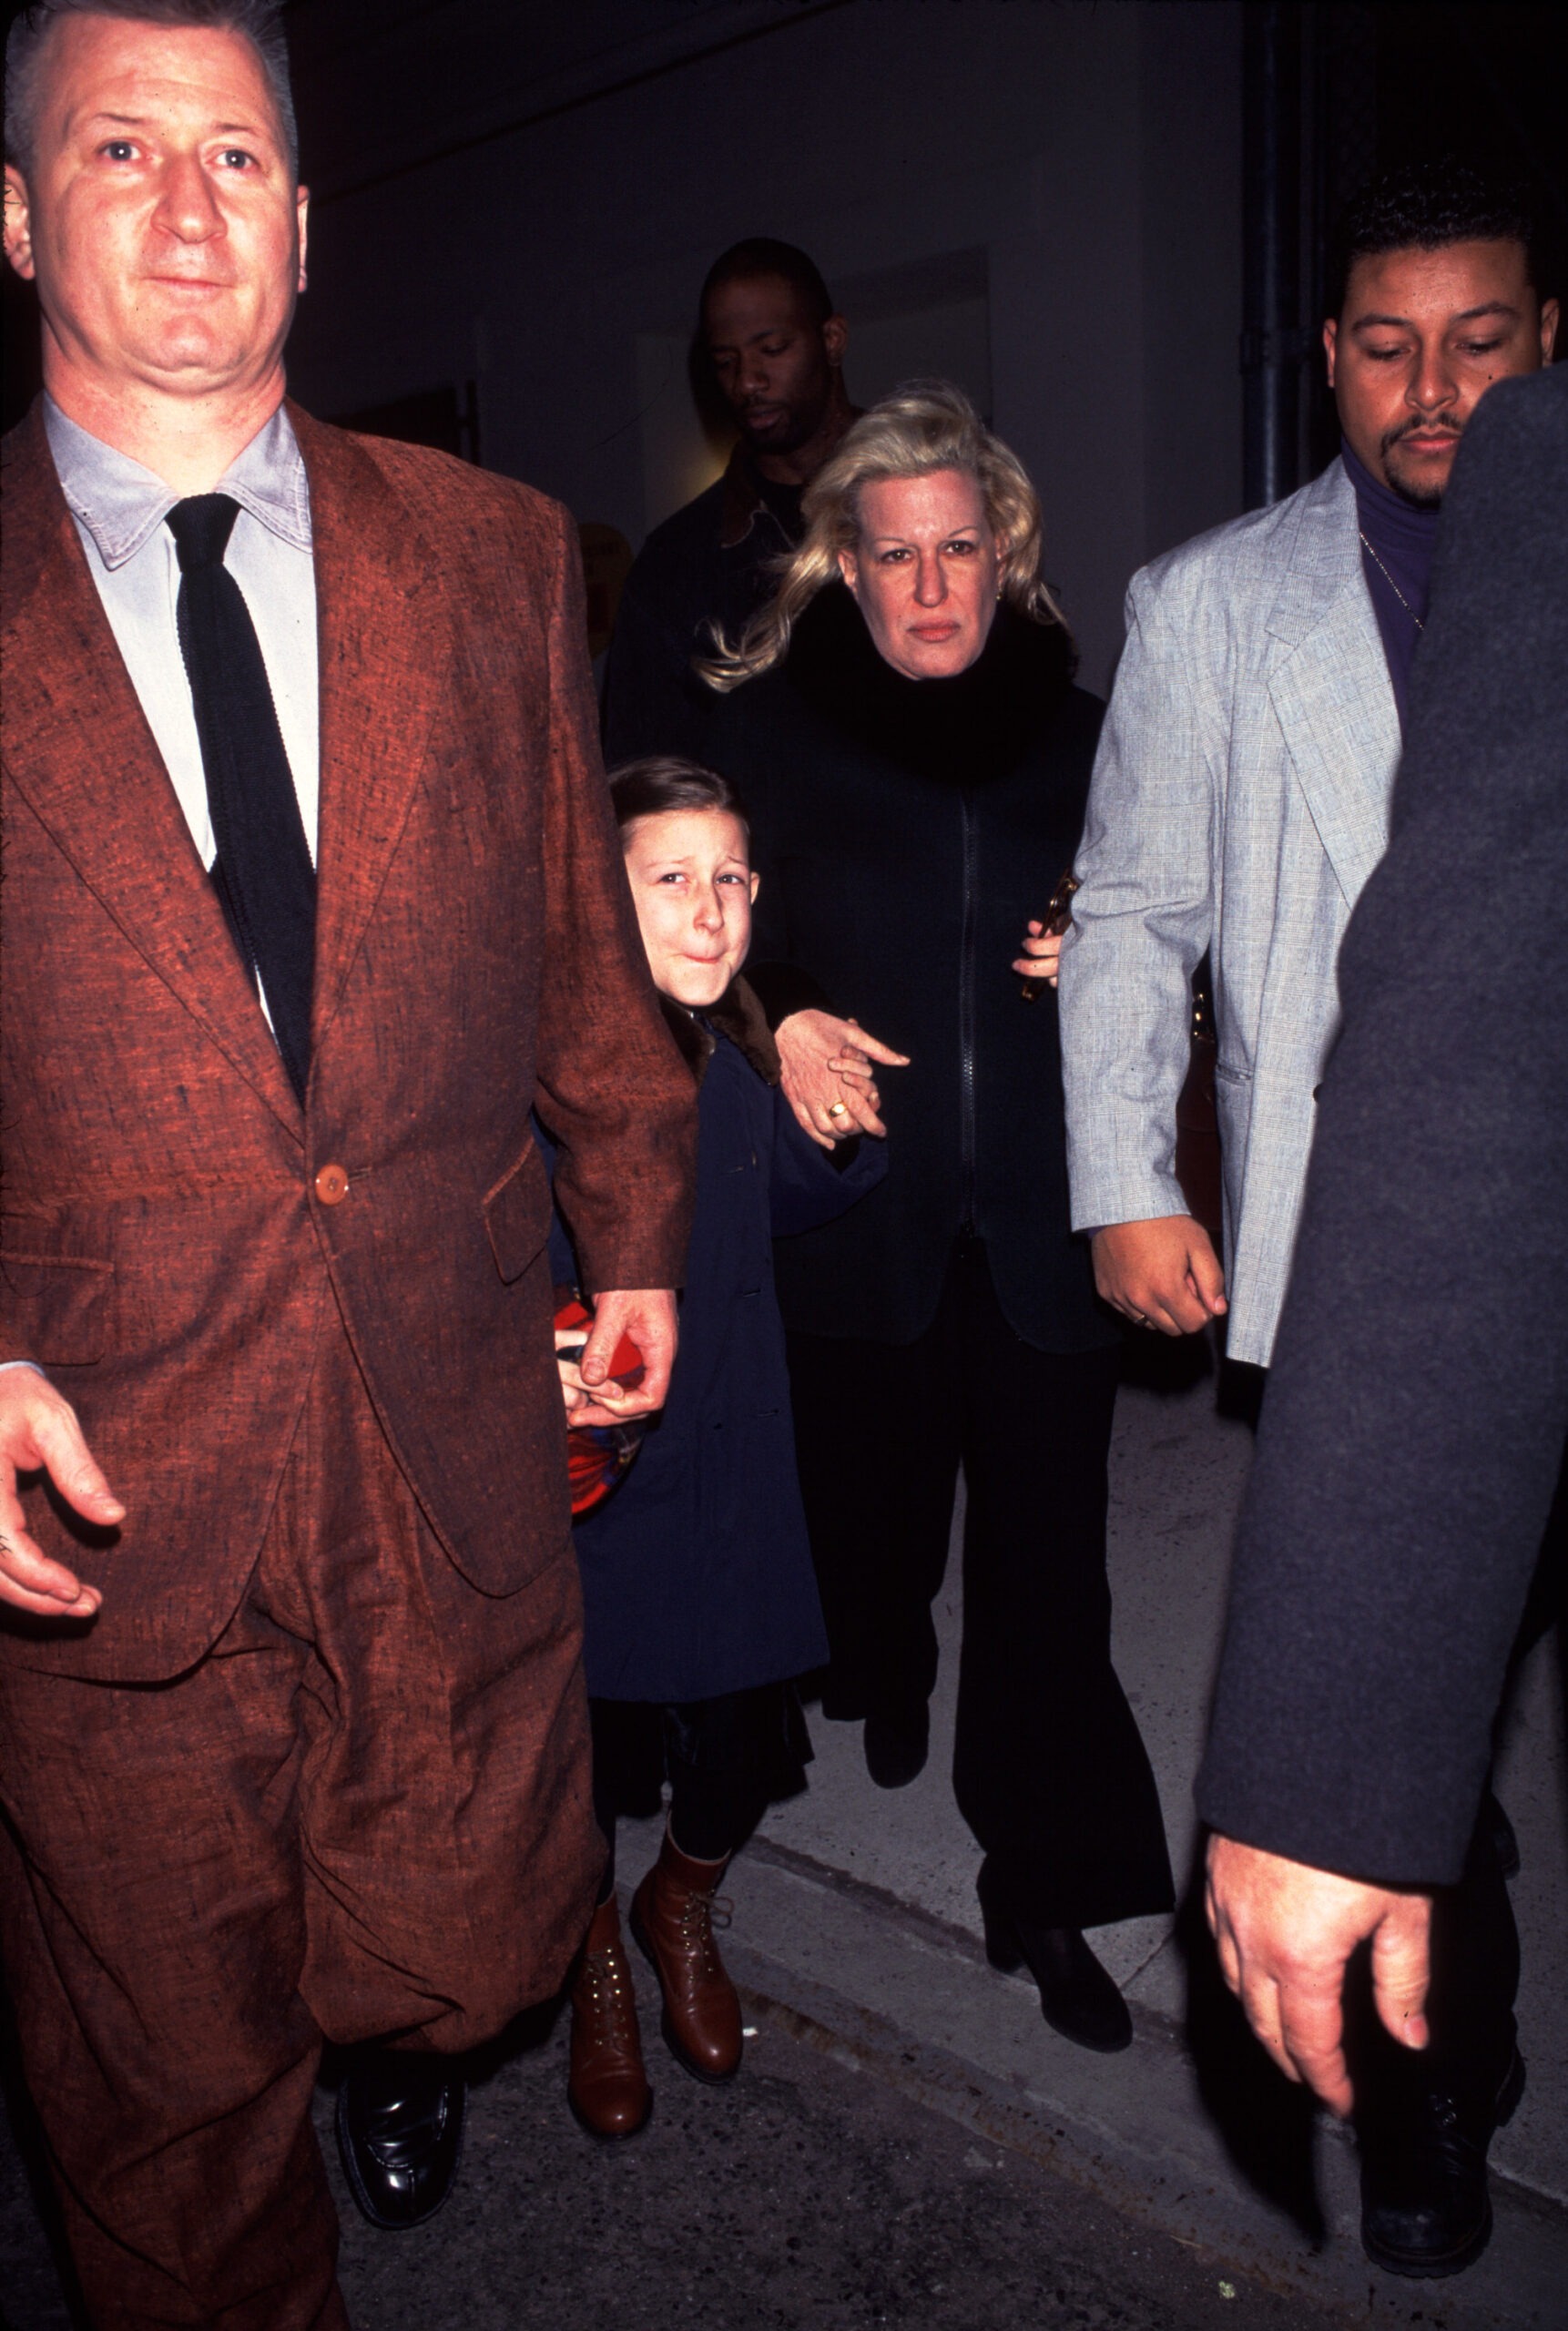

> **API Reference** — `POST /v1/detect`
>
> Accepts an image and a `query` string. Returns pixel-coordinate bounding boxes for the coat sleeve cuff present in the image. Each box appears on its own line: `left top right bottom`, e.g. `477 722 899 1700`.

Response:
574 1239 689 1298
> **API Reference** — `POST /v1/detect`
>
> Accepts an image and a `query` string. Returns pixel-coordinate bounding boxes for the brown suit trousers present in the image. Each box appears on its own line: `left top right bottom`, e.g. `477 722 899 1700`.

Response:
0 1308 596 2328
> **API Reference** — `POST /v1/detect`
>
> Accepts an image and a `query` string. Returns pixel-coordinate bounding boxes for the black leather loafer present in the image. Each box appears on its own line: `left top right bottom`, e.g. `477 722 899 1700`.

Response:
981 1897 1133 2054
863 1704 930 1789
1359 2047 1524 2278
336 2050 466 2232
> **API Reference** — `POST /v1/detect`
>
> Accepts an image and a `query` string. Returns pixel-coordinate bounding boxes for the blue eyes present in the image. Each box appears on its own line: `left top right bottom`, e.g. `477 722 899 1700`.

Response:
97 141 257 168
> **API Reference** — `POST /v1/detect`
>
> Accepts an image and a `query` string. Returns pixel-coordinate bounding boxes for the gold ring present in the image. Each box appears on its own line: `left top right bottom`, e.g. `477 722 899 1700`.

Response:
828 1102 848 1118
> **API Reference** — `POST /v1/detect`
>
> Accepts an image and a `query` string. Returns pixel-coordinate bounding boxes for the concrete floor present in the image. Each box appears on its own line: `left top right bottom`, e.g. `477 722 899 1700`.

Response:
316 2017 1362 2331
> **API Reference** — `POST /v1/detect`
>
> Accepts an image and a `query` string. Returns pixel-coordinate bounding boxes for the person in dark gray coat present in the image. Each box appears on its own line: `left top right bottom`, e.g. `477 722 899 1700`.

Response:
1200 358 1568 2279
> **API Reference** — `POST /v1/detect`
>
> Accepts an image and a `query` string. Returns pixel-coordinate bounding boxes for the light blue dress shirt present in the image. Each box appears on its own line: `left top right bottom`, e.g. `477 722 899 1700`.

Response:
43 396 320 867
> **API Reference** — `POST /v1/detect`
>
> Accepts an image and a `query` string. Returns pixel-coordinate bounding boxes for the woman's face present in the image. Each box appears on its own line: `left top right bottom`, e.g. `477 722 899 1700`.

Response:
838 467 1002 680
622 808 759 1009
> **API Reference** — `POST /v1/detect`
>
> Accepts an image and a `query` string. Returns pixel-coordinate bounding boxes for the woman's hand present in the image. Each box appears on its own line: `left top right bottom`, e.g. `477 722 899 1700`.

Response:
776 1010 909 1151
1012 919 1064 989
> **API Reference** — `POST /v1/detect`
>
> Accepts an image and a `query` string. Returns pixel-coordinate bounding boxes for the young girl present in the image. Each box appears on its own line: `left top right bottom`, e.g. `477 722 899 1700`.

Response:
548 757 885 2141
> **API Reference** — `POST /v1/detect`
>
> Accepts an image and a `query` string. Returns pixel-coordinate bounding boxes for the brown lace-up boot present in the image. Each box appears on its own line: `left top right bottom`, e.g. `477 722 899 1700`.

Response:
629 1830 743 2082
567 1895 652 2140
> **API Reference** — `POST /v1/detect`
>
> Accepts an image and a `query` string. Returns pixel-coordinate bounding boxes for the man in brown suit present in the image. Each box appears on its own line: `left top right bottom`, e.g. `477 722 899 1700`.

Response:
0 3 695 2322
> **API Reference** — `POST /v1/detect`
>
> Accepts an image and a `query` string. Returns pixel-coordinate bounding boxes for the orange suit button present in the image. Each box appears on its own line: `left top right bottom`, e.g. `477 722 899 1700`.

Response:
313 1163 350 1206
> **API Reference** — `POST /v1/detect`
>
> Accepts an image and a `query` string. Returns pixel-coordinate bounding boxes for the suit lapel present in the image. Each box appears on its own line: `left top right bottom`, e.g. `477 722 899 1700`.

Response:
1265 460 1402 906
1 409 303 1138
292 407 453 1054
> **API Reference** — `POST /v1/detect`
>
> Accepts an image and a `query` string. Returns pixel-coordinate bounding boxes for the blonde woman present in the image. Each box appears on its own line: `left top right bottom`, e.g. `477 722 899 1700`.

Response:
702 383 1173 2053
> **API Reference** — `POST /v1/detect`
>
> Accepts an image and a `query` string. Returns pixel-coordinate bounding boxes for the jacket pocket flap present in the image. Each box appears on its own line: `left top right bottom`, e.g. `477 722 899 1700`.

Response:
1 1250 114 1366
483 1142 551 1285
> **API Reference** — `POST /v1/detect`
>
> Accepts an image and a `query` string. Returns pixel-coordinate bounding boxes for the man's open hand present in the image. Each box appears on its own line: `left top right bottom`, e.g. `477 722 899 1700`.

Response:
1206 1833 1432 2117
573 1289 678 1429
0 1369 124 1618
1092 1215 1227 1335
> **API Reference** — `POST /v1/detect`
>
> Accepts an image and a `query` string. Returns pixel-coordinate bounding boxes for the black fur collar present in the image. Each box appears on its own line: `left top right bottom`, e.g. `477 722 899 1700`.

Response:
783 582 1074 787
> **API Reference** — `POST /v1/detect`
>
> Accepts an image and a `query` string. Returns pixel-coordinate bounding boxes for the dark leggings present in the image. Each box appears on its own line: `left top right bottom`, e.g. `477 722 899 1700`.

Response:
590 1688 786 1902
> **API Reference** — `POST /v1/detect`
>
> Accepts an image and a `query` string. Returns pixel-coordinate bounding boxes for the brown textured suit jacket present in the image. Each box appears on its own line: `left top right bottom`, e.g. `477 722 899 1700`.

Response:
0 401 696 1683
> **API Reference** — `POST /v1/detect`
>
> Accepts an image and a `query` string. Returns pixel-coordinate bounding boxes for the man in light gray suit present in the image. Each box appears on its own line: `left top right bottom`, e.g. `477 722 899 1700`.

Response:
1060 163 1555 1363
1058 161 1556 2279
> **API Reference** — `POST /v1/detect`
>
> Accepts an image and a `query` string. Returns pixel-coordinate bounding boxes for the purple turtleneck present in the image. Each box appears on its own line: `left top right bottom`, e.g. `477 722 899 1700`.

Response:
1341 436 1441 735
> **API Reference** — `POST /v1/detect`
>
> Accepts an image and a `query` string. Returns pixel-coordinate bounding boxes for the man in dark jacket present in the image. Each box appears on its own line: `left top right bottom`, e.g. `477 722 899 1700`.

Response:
600 238 855 764
1199 360 1568 2277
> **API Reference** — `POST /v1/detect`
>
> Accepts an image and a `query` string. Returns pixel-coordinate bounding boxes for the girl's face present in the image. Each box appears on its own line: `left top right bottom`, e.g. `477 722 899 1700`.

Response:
622 807 759 1009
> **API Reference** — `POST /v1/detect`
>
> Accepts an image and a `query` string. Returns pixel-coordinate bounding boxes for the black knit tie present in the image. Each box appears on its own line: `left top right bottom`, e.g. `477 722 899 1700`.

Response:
168 494 315 1102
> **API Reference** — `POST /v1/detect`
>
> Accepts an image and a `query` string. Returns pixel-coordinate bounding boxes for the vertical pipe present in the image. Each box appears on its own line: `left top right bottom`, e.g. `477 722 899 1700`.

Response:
1242 2 1306 509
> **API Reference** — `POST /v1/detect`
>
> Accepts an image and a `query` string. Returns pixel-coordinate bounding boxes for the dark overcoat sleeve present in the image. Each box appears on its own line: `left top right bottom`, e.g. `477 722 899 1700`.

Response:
1196 363 1568 1888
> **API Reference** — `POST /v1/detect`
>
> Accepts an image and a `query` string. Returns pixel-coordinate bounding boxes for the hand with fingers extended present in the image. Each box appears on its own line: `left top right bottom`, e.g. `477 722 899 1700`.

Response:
1011 918 1064 990
1205 1833 1432 2118
1092 1214 1227 1336
569 1288 677 1430
0 1367 125 1618
775 1009 909 1151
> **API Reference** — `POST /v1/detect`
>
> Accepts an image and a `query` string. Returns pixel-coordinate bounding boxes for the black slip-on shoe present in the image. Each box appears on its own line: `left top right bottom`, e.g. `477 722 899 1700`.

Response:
336 2051 466 2232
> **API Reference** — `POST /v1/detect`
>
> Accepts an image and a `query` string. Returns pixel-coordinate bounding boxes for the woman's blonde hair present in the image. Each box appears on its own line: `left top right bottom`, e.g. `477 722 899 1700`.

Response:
698 380 1069 690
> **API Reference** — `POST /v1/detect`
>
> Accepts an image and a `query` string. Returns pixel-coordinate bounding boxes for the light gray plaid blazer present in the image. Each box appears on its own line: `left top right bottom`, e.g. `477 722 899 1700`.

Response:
1060 459 1401 1366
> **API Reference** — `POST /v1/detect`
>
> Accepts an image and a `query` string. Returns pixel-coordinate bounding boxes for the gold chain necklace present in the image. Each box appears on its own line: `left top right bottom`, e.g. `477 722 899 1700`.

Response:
1359 531 1425 632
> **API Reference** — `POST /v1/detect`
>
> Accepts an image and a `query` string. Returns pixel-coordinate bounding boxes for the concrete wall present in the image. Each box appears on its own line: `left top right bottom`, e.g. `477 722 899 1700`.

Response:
286 0 1244 695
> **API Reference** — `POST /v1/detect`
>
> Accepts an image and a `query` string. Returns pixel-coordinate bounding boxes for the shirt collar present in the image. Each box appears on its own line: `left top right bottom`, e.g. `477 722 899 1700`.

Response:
44 395 312 569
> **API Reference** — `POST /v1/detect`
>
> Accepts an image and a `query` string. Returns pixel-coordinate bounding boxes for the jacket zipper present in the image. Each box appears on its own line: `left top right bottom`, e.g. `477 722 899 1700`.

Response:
959 790 978 1236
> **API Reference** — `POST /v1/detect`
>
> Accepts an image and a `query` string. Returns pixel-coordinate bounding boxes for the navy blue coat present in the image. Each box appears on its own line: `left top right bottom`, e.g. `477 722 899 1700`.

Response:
547 982 886 1704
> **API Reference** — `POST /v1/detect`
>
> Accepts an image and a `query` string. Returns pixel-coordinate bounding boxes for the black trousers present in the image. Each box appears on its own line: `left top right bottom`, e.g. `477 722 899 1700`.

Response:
787 1237 1175 1930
